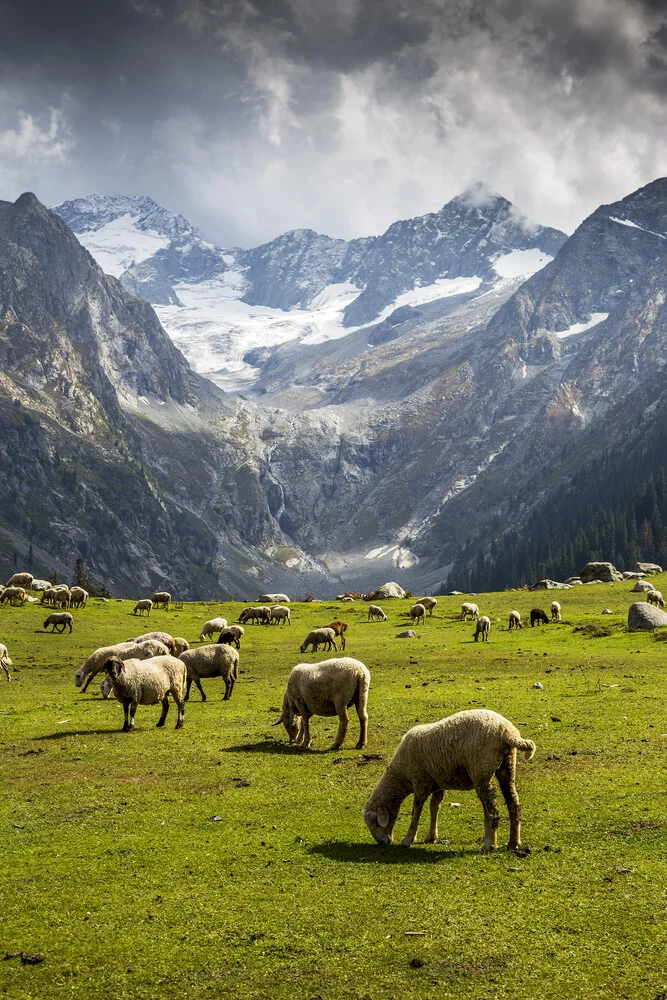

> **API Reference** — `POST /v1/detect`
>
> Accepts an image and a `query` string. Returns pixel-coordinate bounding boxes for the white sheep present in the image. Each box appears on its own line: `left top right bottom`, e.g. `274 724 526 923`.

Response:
199 618 228 642
179 644 240 702
151 591 171 609
0 642 12 681
129 631 174 648
473 616 491 642
416 597 438 616
409 603 426 625
273 657 370 750
171 637 189 656
647 590 665 608
6 572 33 589
216 625 244 649
269 605 291 625
238 606 271 624
508 610 522 630
363 709 536 851
104 654 186 731
461 602 480 621
75 639 171 693
133 599 153 617
0 586 26 606
550 601 562 622
70 587 89 609
52 589 71 608
44 612 73 633
299 628 338 653
367 605 387 622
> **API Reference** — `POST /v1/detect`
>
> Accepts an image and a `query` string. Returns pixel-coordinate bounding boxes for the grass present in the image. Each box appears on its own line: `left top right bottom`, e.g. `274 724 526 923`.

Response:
1 579 666 1000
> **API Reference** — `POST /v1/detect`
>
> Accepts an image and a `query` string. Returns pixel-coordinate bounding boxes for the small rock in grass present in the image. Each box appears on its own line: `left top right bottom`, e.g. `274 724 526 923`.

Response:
532 682 544 689
551 716 562 722
397 630 417 638
210 816 223 822
410 958 425 968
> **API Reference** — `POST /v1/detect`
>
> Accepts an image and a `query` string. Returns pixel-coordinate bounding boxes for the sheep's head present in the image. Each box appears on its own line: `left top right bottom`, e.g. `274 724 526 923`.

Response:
104 656 124 681
363 799 398 845
165 638 177 655
74 665 86 687
272 708 300 743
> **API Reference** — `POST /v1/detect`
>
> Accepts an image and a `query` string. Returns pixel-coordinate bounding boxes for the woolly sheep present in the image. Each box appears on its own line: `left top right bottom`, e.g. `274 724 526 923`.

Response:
550 601 562 622
179 644 240 702
416 597 438 616
473 616 491 642
530 608 549 627
52 588 71 608
151 591 171 610
6 572 33 589
75 639 171 693
104 654 186 731
44 612 73 633
171 637 189 656
508 610 522 630
238 606 271 625
0 586 26 606
199 618 228 642
133 599 153 617
363 709 536 851
269 605 291 625
70 587 89 609
367 605 387 622
129 631 174 648
409 603 426 625
461 602 479 621
0 642 12 681
647 590 665 608
216 625 245 649
299 628 338 653
273 657 370 750
325 621 348 651
40 588 57 606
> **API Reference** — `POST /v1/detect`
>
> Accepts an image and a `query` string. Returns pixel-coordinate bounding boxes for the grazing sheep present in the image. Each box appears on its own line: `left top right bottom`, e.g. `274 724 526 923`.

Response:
217 626 244 649
151 591 171 610
299 628 338 653
40 587 57 606
52 588 71 609
129 631 174 647
508 610 522 630
416 597 438 616
199 618 228 642
75 639 171 693
133 599 153 617
238 606 271 625
0 586 26 606
6 572 33 589
550 601 562 622
44 612 73 634
171 637 189 656
530 608 549 627
325 621 348 651
269 605 291 626
367 605 387 622
647 590 665 608
461 602 480 621
473 616 491 642
0 642 12 681
179 644 240 702
70 587 89 609
363 709 535 851
273 657 370 750
104 654 186 731
409 603 426 626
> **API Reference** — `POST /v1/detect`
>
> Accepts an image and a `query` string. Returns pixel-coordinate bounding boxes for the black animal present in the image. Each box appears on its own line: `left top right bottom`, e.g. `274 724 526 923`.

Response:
530 608 549 627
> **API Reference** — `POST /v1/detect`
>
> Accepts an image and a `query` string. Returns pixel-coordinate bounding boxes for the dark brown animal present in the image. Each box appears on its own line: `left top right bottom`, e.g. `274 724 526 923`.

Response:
530 608 549 627
325 621 348 651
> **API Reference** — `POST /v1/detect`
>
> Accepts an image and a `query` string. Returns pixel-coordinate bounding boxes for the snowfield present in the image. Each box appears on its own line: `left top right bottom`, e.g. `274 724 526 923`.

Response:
77 214 171 277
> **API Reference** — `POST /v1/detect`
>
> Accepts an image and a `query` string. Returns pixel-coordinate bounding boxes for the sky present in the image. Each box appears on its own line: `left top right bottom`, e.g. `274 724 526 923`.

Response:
1 0 666 247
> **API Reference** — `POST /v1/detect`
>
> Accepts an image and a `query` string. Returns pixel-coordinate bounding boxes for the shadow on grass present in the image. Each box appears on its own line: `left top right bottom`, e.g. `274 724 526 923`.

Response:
309 840 480 864
220 739 342 756
35 728 123 739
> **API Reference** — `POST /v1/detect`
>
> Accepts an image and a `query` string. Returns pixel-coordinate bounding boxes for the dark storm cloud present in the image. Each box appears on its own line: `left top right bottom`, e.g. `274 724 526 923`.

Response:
0 0 665 245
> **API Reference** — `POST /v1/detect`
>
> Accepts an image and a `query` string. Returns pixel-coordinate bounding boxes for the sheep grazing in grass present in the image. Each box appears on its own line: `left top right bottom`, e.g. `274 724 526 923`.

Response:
151 591 171 610
75 639 171 693
0 586 26 606
473 616 491 642
299 628 338 653
6 572 33 589
416 597 437 616
133 599 153 617
530 608 549 627
171 637 189 656
508 610 522 630
216 625 244 649
129 631 174 648
0 642 12 681
269 605 291 625
52 589 71 608
273 657 370 750
363 709 535 851
367 605 387 622
409 603 426 626
199 618 227 642
325 621 348 651
647 590 665 608
179 644 240 702
70 587 89 609
550 601 562 622
239 606 271 625
104 654 186 731
461 602 479 621
44 612 73 634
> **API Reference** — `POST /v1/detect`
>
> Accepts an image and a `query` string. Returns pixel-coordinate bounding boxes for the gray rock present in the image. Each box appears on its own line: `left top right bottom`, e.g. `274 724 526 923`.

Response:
632 580 655 593
396 630 417 638
635 562 663 575
601 609 613 614
530 579 571 590
258 593 290 603
564 577 582 585
448 591 462 596
369 582 407 600
532 682 544 690
580 562 624 583
627 602 667 631
623 571 645 579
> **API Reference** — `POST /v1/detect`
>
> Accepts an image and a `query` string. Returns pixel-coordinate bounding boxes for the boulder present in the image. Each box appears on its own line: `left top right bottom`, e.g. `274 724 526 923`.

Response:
635 562 662 575
632 580 655 593
396 630 417 638
530 579 571 591
448 590 462 596
627 602 667 632
30 579 52 591
368 581 407 600
623 571 645 580
564 576 582 585
257 594 290 603
579 562 624 583
601 609 613 615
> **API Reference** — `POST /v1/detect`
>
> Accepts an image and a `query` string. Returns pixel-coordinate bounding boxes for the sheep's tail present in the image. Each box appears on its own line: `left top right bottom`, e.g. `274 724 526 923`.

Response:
512 738 536 762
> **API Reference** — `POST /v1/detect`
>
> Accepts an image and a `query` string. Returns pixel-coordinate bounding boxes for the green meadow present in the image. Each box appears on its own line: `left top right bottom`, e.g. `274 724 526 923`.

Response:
1 580 666 1000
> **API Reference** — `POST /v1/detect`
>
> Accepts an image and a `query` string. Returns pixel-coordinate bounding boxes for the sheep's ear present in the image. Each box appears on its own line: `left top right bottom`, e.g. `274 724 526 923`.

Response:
377 805 390 828
272 715 285 726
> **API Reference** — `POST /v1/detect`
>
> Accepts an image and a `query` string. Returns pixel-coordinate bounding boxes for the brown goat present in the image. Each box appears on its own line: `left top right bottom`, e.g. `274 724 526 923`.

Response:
325 621 348 651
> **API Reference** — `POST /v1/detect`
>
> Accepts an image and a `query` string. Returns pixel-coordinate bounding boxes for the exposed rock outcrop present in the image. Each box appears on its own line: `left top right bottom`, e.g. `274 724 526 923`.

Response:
627 602 667 631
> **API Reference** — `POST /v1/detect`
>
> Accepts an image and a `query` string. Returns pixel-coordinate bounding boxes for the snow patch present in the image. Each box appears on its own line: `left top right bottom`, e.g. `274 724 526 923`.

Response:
609 216 666 240
372 276 483 325
492 248 553 278
552 313 609 339
364 543 419 569
78 215 170 277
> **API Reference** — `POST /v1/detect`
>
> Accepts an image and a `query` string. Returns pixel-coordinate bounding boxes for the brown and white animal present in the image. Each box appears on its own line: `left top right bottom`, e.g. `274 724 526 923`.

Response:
409 603 426 626
530 608 549 627
550 601 561 622
103 654 186 731
273 657 370 750
216 625 245 649
416 597 437 616
647 590 665 608
299 628 338 653
461 602 480 621
363 709 535 851
179 644 240 702
44 612 73 633
0 642 12 681
367 605 386 622
325 621 348 651
133 599 153 617
508 610 522 630
0 586 26 606
473 616 491 642
269 605 291 625
151 591 171 610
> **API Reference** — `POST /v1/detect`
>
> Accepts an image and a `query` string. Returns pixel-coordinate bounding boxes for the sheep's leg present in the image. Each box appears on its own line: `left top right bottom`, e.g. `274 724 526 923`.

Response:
121 702 131 732
156 695 170 728
0 660 11 681
424 790 445 843
496 755 522 850
128 703 138 730
188 677 206 702
173 690 185 729
401 791 429 847
355 705 368 750
224 676 235 700
300 713 312 748
475 779 499 851
331 706 349 750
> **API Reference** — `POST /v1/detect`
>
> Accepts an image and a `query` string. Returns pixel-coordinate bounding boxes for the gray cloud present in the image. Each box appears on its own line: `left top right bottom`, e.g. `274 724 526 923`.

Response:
0 0 665 245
